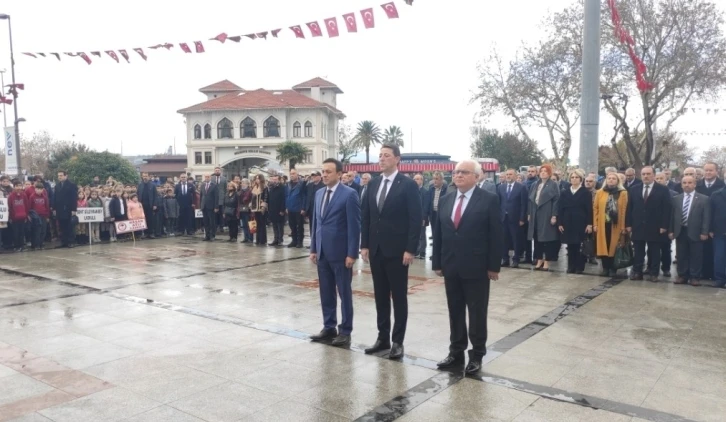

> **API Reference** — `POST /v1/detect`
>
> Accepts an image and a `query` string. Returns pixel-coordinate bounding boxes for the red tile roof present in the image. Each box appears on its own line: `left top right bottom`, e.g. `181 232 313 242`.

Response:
199 79 243 93
293 77 343 93
177 88 345 117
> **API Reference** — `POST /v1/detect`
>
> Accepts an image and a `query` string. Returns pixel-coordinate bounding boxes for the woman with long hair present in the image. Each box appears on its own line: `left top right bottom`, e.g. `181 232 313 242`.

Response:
249 174 269 245
558 169 593 274
593 172 629 276
527 164 561 271
223 182 240 241
238 178 253 243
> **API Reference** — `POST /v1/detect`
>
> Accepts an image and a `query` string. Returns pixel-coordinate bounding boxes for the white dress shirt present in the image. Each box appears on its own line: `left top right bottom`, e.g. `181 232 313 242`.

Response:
643 183 653 199
376 170 398 207
320 182 340 216
451 186 476 221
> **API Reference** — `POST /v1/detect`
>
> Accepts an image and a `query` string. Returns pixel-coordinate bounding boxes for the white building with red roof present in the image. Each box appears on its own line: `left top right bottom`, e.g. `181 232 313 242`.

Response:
177 77 345 179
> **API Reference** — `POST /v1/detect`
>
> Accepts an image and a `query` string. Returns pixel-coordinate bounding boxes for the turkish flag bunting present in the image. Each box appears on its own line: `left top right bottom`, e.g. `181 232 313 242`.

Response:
381 2 399 18
162 43 174 50
290 25 305 38
228 36 242 42
404 0 413 4
149 44 164 49
51 53 60 61
37 53 46 57
194 41 205 53
78 53 92 65
105 50 119 63
360 8 375 28
180 43 192 53
324 17 339 37
22 53 37 58
0 96 12 105
119 49 130 63
271 29 282 38
343 13 358 32
91 51 101 57
245 34 257 40
9 84 24 90
211 33 228 43
256 32 268 39
64 53 78 57
133 48 148 61
307 21 323 37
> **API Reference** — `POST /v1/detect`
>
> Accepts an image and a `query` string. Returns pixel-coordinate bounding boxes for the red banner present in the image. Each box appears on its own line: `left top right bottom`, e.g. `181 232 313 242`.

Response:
607 0 654 92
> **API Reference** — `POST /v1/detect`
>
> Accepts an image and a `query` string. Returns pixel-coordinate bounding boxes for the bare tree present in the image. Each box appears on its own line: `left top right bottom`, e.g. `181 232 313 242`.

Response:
701 146 726 172
337 124 359 164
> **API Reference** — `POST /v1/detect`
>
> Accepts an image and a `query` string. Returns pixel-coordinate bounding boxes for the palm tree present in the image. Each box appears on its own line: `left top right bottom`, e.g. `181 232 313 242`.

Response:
276 140 310 169
352 121 382 164
382 125 405 148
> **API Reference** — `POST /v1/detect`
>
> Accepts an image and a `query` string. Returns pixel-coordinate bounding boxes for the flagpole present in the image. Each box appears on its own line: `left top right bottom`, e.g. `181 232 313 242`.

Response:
0 69 6 128
0 14 21 173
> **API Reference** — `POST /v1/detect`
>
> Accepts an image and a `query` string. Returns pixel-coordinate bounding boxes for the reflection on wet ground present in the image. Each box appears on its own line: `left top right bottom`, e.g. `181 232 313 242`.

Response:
0 235 724 421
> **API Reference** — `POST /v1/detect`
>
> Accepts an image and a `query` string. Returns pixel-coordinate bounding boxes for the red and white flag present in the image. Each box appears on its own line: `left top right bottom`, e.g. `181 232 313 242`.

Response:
0 96 12 105
119 49 130 62
271 28 282 38
194 41 205 53
324 17 340 37
133 48 148 61
37 53 46 58
228 36 242 42
105 51 119 62
307 21 323 37
162 43 174 50
90 51 101 57
290 25 305 38
360 8 375 28
180 43 192 53
343 13 358 32
78 52 92 65
245 34 257 40
381 2 399 19
256 32 268 39
211 33 228 43
22 53 37 58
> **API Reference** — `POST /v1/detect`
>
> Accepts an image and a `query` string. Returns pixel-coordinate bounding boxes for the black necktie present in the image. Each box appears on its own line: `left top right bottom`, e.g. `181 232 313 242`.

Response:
378 179 389 213
322 189 332 216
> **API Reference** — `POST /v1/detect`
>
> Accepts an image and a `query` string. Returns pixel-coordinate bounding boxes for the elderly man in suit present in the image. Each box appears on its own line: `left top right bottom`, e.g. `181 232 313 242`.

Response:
433 159 503 374
669 176 711 286
309 158 361 347
361 144 422 359
710 186 726 288
696 162 724 280
199 174 219 241
497 168 528 268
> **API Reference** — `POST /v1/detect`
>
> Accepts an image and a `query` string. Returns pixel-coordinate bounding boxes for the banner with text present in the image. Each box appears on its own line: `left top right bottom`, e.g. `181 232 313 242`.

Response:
195 209 203 218
115 219 147 234
4 127 18 176
0 198 8 222
76 208 105 223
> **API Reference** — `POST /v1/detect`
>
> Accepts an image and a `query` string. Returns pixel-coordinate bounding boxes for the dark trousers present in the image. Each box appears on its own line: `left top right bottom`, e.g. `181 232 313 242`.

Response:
178 206 193 234
288 212 304 245
660 240 673 273
713 234 726 287
32 219 47 248
703 238 714 279
1 227 11 249
502 216 520 263
165 217 177 235
444 274 490 361
227 217 239 240
270 216 284 243
11 221 25 249
317 255 354 335
417 225 427 257
521 222 532 262
567 243 584 272
202 208 216 239
216 208 225 231
633 240 661 276
676 231 704 280
370 253 409 344
254 212 267 244
240 213 253 241
430 211 439 240
142 205 155 236
58 218 74 246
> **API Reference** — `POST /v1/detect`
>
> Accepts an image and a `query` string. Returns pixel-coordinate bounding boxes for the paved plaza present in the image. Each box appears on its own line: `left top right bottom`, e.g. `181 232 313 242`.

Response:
0 235 724 421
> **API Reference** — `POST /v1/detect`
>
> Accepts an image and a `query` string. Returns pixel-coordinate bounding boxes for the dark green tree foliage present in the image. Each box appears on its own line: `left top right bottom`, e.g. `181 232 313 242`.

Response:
47 141 90 177
470 127 543 169
276 140 311 169
64 151 139 186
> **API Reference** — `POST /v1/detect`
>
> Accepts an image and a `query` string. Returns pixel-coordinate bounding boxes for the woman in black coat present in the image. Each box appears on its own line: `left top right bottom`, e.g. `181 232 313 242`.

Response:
558 169 593 273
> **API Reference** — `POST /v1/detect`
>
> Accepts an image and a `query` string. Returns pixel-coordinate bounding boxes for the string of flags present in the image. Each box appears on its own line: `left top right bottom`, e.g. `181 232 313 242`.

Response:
607 0 655 92
20 1 410 65
682 108 722 114
0 84 24 105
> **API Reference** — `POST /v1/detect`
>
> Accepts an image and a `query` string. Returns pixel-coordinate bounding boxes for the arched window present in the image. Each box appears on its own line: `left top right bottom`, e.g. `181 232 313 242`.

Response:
241 117 257 138
293 121 301 138
264 116 280 138
217 118 233 139
193 124 202 139
304 121 313 137
203 124 212 139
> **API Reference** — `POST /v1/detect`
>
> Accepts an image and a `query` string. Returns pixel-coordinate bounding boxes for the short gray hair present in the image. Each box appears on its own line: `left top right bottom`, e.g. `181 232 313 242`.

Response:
458 159 482 176
605 166 617 174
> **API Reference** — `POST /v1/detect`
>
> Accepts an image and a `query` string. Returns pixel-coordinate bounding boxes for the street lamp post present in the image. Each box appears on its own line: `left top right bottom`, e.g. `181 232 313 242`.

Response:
0 13 21 174
0 69 7 128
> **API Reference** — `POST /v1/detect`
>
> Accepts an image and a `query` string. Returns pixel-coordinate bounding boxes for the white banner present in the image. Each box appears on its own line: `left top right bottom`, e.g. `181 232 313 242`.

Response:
0 198 8 222
4 127 18 176
76 208 105 223
114 218 148 234
195 209 203 218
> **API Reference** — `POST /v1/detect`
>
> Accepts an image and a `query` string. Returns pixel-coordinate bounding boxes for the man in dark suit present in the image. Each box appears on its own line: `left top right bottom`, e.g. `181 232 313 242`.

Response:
670 176 711 286
212 167 227 233
413 174 430 259
267 175 286 246
53 171 78 248
137 172 158 238
309 158 361 347
174 173 196 235
361 144 422 359
626 166 672 282
664 169 680 192
199 174 218 241
303 171 324 244
695 162 724 280
427 172 448 249
624 168 642 191
343 172 361 195
432 159 503 374
359 173 371 204
710 186 726 288
497 169 528 268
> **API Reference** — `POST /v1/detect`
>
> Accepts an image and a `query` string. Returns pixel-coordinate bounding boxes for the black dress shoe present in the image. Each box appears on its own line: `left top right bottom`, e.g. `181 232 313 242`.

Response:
309 328 337 341
465 360 482 374
501 262 510 267
364 340 391 354
436 355 464 368
331 334 351 347
511 263 519 269
389 343 404 359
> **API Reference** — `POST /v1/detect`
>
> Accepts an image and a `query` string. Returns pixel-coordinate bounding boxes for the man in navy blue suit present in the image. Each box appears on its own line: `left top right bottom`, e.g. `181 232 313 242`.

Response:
309 158 361 347
497 169 528 268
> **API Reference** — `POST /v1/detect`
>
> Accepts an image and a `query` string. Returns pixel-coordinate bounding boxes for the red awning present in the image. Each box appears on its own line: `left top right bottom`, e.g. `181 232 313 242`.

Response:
344 161 498 173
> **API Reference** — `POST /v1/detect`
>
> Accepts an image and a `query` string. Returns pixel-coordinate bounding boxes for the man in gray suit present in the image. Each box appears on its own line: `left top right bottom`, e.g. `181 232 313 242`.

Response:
212 166 227 232
669 176 711 286
200 174 219 241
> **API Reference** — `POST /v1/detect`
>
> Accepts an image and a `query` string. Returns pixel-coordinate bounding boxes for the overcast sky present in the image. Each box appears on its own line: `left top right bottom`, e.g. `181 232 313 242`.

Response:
0 0 723 164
